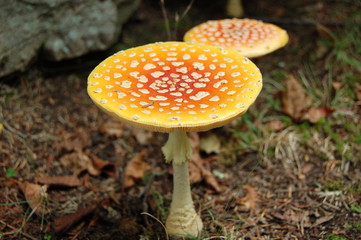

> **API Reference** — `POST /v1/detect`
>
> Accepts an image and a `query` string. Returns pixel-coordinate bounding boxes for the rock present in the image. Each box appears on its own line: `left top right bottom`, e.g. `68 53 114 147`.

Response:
0 0 140 78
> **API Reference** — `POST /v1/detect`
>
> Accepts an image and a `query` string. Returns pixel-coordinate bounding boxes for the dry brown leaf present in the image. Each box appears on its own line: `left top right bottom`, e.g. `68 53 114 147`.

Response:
312 213 335 227
189 159 221 192
90 154 118 178
60 151 117 177
271 209 311 227
301 163 314 175
18 182 48 216
281 75 332 124
132 128 154 145
54 205 96 233
332 81 343 90
61 128 91 151
188 132 222 192
202 169 222 192
188 132 203 184
200 133 221 154
37 175 82 187
60 151 100 176
99 118 124 138
263 120 285 131
237 185 259 212
302 106 334 123
281 75 310 121
189 132 200 152
123 150 148 188
188 160 203 183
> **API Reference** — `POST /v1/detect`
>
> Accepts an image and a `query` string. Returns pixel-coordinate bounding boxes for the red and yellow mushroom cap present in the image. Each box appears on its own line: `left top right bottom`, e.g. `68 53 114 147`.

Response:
184 19 289 58
88 42 262 132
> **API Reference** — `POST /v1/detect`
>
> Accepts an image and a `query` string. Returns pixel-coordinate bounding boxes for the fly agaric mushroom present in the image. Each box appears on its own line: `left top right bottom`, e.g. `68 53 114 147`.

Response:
184 18 289 58
87 42 262 236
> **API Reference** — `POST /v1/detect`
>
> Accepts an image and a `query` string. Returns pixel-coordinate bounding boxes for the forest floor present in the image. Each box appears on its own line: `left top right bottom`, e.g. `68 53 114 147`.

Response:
1 0 361 239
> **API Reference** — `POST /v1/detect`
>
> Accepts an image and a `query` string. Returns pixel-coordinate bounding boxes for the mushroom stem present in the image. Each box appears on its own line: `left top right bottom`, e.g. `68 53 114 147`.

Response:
162 130 192 165
162 130 203 236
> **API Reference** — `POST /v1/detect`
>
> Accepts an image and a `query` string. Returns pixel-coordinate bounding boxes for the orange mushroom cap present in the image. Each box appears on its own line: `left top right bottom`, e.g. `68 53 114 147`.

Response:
184 19 289 58
88 42 262 133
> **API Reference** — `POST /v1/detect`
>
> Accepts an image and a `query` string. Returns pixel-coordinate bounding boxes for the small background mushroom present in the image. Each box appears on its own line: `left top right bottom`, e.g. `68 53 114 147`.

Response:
184 18 289 58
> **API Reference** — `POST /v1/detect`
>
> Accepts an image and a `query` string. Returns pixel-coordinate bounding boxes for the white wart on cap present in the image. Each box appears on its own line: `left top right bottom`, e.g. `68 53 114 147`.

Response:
184 19 289 58
88 42 262 132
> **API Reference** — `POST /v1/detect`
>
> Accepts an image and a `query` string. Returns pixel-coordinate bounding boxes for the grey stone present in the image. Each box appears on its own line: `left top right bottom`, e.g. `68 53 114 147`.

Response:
0 0 140 78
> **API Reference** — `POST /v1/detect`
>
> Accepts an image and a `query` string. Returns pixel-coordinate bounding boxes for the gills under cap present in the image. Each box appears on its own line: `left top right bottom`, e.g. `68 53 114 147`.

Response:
184 19 289 58
88 42 262 132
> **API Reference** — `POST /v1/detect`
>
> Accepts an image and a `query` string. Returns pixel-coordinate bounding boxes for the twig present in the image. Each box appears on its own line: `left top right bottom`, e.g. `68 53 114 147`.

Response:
176 0 194 22
0 109 37 172
0 109 26 139
173 0 194 40
160 0 171 41
203 236 227 240
141 173 155 225
0 220 39 240
70 226 84 240
141 212 169 240
322 200 341 211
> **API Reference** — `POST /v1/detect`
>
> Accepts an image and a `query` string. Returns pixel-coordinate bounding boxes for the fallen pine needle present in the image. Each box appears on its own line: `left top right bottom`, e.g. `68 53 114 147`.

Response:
203 237 227 240
0 220 39 240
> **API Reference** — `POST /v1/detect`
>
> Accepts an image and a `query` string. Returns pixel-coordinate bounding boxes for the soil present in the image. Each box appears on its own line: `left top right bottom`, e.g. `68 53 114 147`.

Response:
1 0 360 240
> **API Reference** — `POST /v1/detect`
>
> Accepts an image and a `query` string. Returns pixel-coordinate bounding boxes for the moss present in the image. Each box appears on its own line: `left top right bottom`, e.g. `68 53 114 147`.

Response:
324 181 346 191
347 222 361 230
323 181 361 195
324 234 348 240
